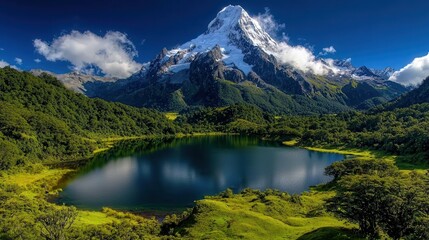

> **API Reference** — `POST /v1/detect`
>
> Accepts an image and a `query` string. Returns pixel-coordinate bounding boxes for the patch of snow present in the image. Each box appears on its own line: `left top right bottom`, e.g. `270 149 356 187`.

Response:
222 47 252 74
169 63 191 73
351 74 376 81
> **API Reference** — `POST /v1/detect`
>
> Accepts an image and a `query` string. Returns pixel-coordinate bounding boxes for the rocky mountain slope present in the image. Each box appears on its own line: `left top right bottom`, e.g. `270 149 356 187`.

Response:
30 69 117 95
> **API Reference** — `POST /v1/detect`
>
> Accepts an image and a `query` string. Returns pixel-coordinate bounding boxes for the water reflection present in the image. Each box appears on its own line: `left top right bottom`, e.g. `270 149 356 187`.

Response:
58 136 344 210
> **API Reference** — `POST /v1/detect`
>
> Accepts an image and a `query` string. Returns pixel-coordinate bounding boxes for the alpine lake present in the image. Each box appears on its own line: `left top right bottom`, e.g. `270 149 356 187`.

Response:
56 136 345 214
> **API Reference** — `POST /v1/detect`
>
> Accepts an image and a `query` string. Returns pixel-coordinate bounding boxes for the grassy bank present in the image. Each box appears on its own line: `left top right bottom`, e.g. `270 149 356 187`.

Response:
0 166 116 225
175 190 361 240
282 140 429 171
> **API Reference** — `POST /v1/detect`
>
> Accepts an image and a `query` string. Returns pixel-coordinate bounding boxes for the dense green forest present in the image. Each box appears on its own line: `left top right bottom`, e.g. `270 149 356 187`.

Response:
177 103 429 165
388 76 429 109
1 68 429 239
0 67 176 169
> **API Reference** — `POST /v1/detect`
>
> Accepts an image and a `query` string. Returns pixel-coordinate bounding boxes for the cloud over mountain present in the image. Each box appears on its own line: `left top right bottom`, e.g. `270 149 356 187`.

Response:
0 60 19 69
319 46 336 55
33 31 142 78
251 7 338 75
254 7 285 38
389 52 429 86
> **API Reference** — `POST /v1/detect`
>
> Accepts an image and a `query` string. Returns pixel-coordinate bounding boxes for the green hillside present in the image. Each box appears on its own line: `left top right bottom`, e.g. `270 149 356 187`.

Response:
0 67 176 169
389 76 429 109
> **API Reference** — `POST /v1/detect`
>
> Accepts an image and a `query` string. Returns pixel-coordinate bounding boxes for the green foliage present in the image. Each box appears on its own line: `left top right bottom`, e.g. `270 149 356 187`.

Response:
326 162 429 239
176 103 273 133
175 100 429 166
167 189 354 239
325 158 398 180
0 167 162 240
0 67 176 169
219 188 234 198
389 76 429 109
297 227 363 240
0 138 23 170
259 103 429 165
37 205 78 240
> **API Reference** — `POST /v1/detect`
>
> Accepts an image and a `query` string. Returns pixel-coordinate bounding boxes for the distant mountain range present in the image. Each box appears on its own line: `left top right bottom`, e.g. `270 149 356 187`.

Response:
31 5 408 114
30 69 117 95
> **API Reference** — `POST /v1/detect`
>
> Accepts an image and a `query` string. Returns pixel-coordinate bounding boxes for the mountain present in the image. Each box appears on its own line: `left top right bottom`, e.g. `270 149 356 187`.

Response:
389 76 429 108
30 69 117 95
52 5 408 114
352 66 380 79
371 67 395 80
331 60 395 80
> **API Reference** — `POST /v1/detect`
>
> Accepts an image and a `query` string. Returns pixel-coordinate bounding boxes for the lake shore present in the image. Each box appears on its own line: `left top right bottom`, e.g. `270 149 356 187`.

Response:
2 135 424 239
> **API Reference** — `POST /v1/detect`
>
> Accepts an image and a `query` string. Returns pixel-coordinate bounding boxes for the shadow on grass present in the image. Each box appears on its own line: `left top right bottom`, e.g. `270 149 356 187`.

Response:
395 153 429 170
297 227 363 240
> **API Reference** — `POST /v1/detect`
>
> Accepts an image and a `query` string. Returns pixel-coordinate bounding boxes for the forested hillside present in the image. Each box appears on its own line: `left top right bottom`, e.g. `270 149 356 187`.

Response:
388 76 429 109
0 67 176 169
177 103 429 165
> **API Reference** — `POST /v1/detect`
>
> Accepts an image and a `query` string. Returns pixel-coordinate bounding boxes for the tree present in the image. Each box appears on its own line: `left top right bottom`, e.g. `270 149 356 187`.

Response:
0 138 22 170
324 158 398 181
36 205 78 240
379 174 427 240
327 172 429 239
326 175 392 238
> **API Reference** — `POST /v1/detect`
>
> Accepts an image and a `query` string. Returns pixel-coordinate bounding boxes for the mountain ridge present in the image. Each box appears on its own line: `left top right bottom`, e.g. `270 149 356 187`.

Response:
30 5 408 114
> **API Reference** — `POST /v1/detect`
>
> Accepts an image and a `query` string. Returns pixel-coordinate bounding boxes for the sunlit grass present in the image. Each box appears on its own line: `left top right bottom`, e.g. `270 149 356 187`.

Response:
179 191 357 239
2 168 71 187
75 211 115 226
282 139 298 146
165 112 179 121
291 143 428 171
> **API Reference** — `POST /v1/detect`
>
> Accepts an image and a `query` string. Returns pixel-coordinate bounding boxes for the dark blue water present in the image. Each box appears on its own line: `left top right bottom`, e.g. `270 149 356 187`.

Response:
57 136 344 210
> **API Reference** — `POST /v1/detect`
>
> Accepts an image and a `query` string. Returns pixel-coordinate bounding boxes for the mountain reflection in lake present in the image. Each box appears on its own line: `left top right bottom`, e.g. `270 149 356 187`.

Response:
57 136 344 210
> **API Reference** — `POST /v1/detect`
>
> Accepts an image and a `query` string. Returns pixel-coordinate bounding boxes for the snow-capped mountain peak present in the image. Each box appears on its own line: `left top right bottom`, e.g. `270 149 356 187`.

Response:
153 5 281 76
207 5 245 33
206 5 277 50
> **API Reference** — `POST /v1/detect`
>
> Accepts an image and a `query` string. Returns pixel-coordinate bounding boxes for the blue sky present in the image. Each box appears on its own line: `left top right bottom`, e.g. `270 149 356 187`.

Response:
1 0 429 76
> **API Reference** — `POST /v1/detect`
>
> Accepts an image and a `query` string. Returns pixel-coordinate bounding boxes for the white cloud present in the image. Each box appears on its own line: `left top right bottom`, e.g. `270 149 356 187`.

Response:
0 60 9 68
0 60 19 70
254 8 285 38
14 57 23 65
281 32 289 42
319 46 336 56
0 48 4 51
389 52 429 86
33 30 142 78
34 58 41 63
253 9 339 75
268 43 339 75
